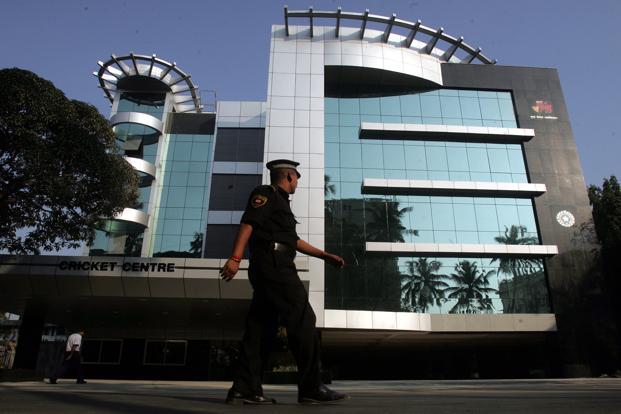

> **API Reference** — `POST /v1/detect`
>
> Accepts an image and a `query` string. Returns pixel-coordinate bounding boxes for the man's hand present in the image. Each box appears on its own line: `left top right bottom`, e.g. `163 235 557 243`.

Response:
220 259 240 282
323 252 345 268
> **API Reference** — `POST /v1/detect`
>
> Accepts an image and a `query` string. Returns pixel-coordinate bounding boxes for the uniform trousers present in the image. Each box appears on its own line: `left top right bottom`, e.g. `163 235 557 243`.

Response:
233 248 321 396
51 351 84 382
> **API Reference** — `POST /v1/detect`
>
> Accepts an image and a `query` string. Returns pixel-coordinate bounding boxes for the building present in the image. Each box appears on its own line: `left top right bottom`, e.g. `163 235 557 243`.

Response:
1 8 597 379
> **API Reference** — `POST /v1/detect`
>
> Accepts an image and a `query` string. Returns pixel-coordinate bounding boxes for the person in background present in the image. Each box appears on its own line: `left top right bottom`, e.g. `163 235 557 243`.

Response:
49 329 86 384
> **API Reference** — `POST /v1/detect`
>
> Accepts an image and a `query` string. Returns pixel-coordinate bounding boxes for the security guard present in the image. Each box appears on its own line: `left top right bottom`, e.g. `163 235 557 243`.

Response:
220 159 349 405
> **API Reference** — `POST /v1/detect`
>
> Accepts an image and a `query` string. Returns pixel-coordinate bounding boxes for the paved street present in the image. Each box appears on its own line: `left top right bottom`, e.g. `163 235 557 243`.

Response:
1 378 620 413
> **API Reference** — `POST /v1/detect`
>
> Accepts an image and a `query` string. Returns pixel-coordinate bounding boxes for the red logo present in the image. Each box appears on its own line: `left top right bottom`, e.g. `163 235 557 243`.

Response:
531 100 553 114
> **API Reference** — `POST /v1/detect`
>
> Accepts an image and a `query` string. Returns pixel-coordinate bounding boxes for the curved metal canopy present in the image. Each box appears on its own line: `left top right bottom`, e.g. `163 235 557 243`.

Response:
94 53 203 113
283 6 496 65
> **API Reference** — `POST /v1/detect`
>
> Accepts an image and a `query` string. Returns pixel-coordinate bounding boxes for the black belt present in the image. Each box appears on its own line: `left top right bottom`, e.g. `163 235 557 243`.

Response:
251 241 296 256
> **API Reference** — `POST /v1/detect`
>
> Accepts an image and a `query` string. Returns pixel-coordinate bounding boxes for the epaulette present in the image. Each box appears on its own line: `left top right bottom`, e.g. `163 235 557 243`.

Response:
254 184 277 193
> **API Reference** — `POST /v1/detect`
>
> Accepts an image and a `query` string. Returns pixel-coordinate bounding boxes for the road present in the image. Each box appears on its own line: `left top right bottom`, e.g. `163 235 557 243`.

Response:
1 378 620 413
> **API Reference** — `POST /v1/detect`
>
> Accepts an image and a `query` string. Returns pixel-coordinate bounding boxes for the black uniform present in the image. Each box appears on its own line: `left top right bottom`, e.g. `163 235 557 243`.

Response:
232 184 321 396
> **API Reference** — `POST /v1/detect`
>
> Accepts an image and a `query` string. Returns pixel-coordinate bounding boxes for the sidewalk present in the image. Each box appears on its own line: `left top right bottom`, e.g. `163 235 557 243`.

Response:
1 378 620 413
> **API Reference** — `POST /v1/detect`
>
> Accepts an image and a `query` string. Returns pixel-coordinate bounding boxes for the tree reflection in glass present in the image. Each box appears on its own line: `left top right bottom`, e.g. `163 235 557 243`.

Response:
400 258 449 313
445 260 497 314
492 225 547 312
365 200 416 242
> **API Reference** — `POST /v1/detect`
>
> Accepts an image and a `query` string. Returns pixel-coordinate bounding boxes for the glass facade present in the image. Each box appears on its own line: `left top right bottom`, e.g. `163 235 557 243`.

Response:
325 89 517 128
325 254 550 314
324 89 550 314
90 91 166 257
148 133 214 257
117 92 166 118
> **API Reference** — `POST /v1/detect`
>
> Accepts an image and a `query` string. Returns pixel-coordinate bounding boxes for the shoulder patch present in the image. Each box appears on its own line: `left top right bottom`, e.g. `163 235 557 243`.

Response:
251 194 268 208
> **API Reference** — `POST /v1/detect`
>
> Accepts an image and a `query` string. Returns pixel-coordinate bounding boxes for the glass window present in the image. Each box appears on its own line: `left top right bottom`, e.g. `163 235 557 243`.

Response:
383 145 406 170
446 147 469 171
425 147 448 171
420 94 442 118
163 219 183 235
380 96 401 116
360 97 381 115
404 145 427 170
507 148 526 175
340 144 362 168
341 168 363 183
488 148 511 173
400 95 421 117
454 204 478 231
496 204 520 230
475 205 499 231
325 143 340 168
173 142 192 160
339 114 360 127
362 144 383 169
167 187 187 207
185 190 205 208
479 98 502 120
325 98 339 113
187 172 206 187
498 99 516 121
459 97 481 119
440 96 461 118
467 147 490 173
432 203 455 230
339 98 359 114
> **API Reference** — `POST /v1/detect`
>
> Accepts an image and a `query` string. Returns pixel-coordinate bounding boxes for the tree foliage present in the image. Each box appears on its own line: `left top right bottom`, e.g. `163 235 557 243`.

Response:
588 176 621 259
0 68 139 254
401 258 448 313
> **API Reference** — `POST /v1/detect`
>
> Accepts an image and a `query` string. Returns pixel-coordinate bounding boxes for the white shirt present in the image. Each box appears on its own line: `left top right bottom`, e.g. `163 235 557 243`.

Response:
66 333 82 352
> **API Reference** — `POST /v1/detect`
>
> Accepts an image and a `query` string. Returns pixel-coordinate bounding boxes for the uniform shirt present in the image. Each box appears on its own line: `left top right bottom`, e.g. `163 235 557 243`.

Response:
241 185 300 249
66 333 82 352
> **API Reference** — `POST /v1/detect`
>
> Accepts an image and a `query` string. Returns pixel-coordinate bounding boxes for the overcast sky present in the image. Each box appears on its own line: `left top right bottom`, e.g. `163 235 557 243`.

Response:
2 0 619 186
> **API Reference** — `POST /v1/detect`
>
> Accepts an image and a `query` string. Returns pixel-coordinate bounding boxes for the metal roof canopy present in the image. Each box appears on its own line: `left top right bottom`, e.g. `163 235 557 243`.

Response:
94 53 203 113
283 6 496 65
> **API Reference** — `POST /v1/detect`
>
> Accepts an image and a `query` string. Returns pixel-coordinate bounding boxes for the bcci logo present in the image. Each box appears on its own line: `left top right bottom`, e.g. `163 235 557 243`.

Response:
530 100 558 120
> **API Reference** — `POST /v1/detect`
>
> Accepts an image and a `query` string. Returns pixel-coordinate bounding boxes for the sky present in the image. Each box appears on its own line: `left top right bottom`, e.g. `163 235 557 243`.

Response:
1 0 619 187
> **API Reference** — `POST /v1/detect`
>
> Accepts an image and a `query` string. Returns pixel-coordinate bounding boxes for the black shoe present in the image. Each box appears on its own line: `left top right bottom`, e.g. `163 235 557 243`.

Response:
299 384 349 404
225 388 277 405
76 380 87 384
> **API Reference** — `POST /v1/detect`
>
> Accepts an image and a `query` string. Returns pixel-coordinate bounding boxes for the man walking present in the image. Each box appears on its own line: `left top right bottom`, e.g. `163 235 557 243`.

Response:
49 329 86 384
220 159 348 405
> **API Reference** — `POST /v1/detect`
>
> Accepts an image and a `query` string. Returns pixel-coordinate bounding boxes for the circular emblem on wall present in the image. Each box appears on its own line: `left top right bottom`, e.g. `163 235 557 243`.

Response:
556 210 575 227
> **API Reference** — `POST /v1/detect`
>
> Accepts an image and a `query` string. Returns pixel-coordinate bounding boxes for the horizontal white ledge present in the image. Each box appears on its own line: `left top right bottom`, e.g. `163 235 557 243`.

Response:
362 178 546 197
360 122 535 143
365 242 558 258
322 309 556 332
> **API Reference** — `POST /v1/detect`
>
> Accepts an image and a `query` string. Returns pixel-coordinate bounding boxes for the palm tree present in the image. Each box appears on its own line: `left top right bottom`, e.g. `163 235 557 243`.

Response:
189 232 203 257
365 200 415 242
491 225 541 312
401 258 449 312
324 175 336 197
444 260 497 314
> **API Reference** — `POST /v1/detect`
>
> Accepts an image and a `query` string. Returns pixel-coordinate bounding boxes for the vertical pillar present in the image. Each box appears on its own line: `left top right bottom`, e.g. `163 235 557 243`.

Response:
12 300 47 370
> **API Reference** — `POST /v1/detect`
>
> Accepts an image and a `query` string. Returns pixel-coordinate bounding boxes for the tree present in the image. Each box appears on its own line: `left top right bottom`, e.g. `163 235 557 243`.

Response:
588 176 621 373
401 258 448 312
365 200 416 242
588 176 621 262
491 225 541 312
0 68 139 254
445 260 497 314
